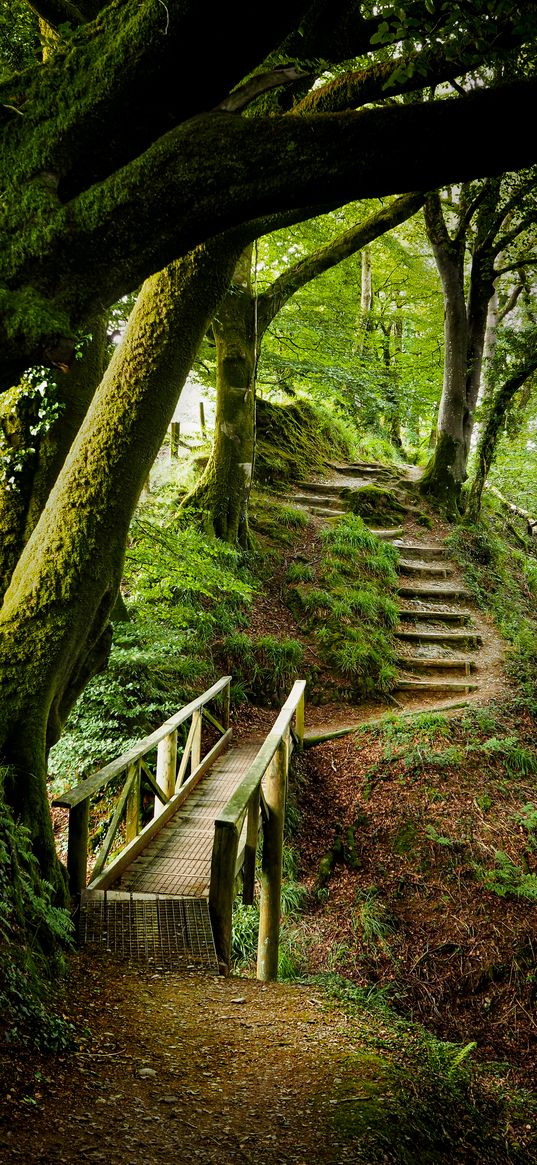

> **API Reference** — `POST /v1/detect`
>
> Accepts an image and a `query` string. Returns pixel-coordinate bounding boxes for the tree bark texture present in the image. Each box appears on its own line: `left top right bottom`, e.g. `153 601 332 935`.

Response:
420 193 468 511
187 247 256 547
0 239 238 890
0 316 108 601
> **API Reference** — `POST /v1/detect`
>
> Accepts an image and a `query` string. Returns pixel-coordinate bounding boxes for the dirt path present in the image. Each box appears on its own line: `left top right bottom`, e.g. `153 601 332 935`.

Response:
2 956 367 1165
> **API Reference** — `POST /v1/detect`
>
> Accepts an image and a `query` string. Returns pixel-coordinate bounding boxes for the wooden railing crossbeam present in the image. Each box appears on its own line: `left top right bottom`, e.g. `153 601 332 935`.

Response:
92 764 138 880
87 728 233 892
54 675 231 809
141 758 170 805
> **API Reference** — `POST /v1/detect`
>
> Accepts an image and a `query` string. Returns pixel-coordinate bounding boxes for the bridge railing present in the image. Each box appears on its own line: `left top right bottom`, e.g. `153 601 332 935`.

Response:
53 675 232 896
209 679 305 978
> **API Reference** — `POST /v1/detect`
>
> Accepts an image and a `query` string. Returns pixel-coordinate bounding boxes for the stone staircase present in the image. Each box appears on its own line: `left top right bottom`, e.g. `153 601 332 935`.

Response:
288 462 487 700
393 538 480 696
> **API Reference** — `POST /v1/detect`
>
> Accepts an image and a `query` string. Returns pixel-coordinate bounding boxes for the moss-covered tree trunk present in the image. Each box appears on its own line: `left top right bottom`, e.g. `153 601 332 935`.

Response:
0 240 238 894
186 247 256 547
462 246 496 460
420 184 500 513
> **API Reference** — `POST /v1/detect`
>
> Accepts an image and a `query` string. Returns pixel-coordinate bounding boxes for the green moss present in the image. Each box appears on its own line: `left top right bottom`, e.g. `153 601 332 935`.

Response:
255 395 354 484
340 484 409 526
419 432 464 517
285 514 399 697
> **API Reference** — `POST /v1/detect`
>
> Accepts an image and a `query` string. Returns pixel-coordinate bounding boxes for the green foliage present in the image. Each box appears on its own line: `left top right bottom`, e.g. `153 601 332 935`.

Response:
309 972 531 1163
0 1 41 75
516 802 537 834
220 632 304 706
0 369 63 489
467 736 537 778
250 491 313 547
255 204 444 457
354 888 395 949
50 509 253 784
232 845 307 978
286 514 399 696
474 851 537 901
448 517 537 710
278 504 310 528
0 774 75 1051
285 561 314 583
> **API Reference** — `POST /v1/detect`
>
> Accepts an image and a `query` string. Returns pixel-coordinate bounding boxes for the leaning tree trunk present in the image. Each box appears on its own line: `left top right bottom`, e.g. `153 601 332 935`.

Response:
0 315 109 601
184 247 256 548
355 245 373 355
465 354 537 522
0 239 239 894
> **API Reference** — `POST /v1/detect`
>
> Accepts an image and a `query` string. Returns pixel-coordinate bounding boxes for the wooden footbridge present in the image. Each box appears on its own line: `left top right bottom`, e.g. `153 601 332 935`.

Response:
53 677 305 980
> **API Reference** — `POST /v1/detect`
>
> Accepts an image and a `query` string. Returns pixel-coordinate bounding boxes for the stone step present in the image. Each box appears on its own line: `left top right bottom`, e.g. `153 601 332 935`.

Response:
398 608 472 624
292 494 344 509
395 678 479 693
397 656 477 672
395 629 482 646
394 543 447 559
399 561 453 578
369 526 405 540
295 481 344 496
397 584 472 601
327 462 387 475
307 505 348 517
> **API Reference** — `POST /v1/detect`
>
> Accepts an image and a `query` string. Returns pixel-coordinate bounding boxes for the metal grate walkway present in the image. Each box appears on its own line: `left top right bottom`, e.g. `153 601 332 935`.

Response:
79 891 218 970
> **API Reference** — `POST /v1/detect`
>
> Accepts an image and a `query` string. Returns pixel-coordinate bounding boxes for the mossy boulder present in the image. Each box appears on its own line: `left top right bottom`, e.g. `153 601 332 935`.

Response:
255 397 354 484
340 485 409 526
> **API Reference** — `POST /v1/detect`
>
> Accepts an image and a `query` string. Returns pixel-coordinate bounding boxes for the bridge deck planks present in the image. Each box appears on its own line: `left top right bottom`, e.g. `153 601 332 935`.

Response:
114 741 261 899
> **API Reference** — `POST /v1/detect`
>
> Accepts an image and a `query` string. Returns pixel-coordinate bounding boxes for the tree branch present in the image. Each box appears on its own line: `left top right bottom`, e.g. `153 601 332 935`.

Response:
2 78 537 378
495 256 537 278
214 66 313 113
257 192 425 332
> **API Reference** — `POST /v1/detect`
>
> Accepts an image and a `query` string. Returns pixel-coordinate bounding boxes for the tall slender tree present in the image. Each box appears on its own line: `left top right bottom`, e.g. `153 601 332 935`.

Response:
185 194 424 545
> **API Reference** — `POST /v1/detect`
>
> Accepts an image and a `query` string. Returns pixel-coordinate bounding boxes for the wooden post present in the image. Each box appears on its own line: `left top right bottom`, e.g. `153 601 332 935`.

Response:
222 680 231 730
256 735 288 982
67 798 89 897
125 761 141 842
154 731 177 819
243 787 260 906
191 709 202 774
209 821 239 972
170 421 180 458
199 401 206 437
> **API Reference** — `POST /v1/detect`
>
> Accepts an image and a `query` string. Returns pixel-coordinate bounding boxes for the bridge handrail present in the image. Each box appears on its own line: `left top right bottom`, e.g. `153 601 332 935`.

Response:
54 675 232 808
53 675 232 896
209 679 305 977
216 680 305 830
